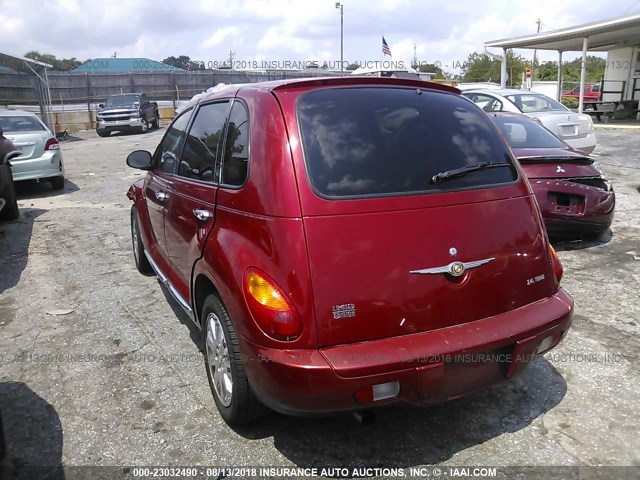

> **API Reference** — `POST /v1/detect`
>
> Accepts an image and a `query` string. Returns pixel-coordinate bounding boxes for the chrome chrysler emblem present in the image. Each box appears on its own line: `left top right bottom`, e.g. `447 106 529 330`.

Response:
410 258 495 276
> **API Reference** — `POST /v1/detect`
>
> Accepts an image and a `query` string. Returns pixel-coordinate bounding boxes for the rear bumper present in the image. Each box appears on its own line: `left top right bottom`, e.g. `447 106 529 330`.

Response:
531 180 615 235
240 289 573 415
10 151 64 182
562 132 596 154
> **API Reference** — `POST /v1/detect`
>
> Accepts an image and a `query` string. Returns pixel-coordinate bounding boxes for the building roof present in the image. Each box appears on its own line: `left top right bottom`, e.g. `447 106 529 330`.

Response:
486 12 640 51
72 58 185 73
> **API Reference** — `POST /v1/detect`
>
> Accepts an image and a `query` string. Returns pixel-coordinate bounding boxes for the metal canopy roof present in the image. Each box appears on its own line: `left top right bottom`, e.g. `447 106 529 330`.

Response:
486 12 640 51
0 52 52 73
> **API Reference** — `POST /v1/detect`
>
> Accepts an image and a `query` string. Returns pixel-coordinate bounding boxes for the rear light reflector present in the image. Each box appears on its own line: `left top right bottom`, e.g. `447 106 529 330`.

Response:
244 269 302 341
45 138 60 150
549 245 564 284
536 334 561 354
354 381 400 403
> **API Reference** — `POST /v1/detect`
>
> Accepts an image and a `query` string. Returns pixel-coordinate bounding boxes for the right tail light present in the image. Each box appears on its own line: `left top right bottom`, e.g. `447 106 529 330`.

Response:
549 245 564 284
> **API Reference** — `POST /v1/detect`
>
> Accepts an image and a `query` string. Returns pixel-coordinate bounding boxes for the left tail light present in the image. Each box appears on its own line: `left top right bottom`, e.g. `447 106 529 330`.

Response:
45 138 60 150
243 268 302 341
549 245 564 284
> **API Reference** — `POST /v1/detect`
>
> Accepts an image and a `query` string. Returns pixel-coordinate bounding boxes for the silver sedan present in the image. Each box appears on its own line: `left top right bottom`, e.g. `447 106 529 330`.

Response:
462 89 596 154
0 110 65 190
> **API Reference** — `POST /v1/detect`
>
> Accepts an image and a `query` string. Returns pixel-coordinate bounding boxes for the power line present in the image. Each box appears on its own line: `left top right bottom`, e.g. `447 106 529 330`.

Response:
623 0 640 13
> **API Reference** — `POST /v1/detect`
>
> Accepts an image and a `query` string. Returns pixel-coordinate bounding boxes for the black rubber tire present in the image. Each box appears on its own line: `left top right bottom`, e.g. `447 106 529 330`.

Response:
0 168 19 221
130 206 153 274
152 111 159 129
202 295 266 425
50 176 65 191
0 409 5 459
137 121 148 134
97 129 110 138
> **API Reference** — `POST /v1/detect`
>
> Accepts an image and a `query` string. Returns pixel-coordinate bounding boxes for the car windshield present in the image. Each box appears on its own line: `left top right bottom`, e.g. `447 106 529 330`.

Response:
505 93 567 113
105 94 140 107
490 115 566 149
297 87 516 197
0 115 46 133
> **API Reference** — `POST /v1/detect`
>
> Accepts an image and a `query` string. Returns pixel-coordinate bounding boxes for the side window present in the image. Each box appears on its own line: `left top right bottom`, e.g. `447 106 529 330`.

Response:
221 101 249 187
592 84 600 92
152 109 192 174
179 101 229 182
475 94 503 112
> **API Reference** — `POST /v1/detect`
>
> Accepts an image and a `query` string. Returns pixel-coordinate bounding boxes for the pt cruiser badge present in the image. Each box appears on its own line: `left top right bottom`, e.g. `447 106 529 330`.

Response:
410 258 495 277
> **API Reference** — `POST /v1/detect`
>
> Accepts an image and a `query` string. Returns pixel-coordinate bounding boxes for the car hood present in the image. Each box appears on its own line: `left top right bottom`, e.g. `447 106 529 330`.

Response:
512 148 601 179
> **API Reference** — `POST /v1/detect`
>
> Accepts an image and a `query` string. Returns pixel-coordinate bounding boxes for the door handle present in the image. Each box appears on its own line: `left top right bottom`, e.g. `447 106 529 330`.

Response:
193 209 213 221
155 191 167 202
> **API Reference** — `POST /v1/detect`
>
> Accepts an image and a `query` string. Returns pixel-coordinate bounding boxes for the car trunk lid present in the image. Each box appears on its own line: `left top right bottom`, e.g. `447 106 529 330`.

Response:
303 194 555 347
7 131 49 160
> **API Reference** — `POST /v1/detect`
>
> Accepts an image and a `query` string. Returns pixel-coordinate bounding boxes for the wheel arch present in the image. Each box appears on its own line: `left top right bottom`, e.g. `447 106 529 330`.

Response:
193 272 222 328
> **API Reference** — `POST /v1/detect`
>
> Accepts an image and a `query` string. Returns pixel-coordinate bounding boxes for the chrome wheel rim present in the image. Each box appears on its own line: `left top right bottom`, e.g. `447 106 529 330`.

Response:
206 312 232 407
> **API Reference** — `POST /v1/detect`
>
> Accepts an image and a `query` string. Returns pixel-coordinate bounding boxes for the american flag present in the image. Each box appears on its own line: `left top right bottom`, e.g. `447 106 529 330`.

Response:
382 36 392 57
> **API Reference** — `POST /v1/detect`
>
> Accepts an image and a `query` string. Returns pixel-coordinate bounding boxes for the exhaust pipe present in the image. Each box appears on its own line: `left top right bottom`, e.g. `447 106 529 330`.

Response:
352 410 376 426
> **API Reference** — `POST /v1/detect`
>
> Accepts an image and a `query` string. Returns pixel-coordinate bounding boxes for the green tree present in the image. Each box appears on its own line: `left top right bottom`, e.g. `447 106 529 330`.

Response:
536 56 605 82
24 51 82 71
162 55 204 70
460 50 527 85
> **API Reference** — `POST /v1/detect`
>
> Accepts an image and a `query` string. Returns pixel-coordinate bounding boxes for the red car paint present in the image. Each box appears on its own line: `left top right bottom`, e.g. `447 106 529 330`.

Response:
561 84 600 102
488 112 615 237
127 77 573 421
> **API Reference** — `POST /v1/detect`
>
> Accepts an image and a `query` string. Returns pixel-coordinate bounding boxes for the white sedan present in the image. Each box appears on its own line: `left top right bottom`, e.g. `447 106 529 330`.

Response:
462 89 596 154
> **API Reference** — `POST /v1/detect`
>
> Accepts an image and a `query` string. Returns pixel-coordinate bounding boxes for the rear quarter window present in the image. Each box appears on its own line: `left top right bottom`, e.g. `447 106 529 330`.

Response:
297 87 516 198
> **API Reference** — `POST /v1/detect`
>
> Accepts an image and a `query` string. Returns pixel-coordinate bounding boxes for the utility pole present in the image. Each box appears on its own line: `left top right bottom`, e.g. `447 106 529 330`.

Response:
413 43 417 69
336 2 344 76
228 50 235 69
531 19 542 84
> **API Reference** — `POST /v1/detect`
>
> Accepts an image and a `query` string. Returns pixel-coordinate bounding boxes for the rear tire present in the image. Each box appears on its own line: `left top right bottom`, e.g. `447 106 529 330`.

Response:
130 206 153 274
152 112 159 129
203 295 266 425
50 176 65 191
0 168 19 221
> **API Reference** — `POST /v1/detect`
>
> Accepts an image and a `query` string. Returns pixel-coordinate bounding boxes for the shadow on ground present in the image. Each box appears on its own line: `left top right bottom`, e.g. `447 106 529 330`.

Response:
228 357 566 468
0 208 46 301
15 179 79 200
552 228 613 252
0 382 64 479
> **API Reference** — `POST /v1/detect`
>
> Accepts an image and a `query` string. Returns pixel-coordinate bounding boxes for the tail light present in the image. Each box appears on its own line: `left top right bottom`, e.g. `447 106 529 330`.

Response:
549 245 564 284
243 269 302 341
45 138 59 150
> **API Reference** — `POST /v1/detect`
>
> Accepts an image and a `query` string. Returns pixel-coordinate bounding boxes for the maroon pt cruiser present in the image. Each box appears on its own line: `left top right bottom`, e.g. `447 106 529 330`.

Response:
126 77 573 425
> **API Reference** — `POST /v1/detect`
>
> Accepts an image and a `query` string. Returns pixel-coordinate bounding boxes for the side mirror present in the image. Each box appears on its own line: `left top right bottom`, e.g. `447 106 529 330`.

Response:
98 103 104 108
126 150 152 170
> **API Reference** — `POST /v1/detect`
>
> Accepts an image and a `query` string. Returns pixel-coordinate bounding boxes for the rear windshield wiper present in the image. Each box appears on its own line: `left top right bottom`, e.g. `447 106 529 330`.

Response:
431 161 511 184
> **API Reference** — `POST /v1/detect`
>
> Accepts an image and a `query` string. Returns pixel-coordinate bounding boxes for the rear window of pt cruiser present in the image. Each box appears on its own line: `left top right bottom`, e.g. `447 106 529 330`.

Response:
297 87 517 198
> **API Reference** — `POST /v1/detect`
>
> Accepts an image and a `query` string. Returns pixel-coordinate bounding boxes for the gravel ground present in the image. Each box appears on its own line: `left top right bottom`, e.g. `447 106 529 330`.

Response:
0 127 638 478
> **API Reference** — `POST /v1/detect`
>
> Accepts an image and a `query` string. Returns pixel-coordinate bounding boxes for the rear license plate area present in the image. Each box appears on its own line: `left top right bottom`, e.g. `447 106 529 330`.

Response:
559 124 579 137
549 192 585 215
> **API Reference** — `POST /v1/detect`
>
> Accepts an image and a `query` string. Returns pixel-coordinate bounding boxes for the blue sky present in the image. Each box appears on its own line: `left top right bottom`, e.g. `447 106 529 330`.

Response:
1 0 638 72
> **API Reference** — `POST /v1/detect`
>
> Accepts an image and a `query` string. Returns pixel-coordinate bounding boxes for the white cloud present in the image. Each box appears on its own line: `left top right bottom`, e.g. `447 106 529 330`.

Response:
0 0 632 68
